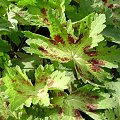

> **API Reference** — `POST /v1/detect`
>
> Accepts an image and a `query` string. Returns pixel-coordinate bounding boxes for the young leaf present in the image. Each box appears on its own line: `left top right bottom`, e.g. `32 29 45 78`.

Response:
3 66 49 110
35 64 70 90
47 70 70 90
89 14 106 47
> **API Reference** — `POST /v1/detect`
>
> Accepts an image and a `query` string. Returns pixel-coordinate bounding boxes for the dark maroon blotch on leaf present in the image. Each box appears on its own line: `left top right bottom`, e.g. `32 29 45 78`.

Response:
38 45 70 62
68 34 75 44
41 8 47 16
60 57 70 62
75 33 84 44
50 35 65 45
90 95 99 99
108 4 113 8
39 89 45 93
17 90 25 94
88 51 97 57
84 45 91 52
43 18 49 25
12 80 17 83
88 59 105 72
74 109 82 120
102 0 107 3
6 101 10 107
54 35 65 45
47 80 54 87
50 40 57 45
86 104 98 112
84 46 97 57
22 81 32 86
58 108 64 117
39 76 48 83
57 92 64 96
38 46 49 54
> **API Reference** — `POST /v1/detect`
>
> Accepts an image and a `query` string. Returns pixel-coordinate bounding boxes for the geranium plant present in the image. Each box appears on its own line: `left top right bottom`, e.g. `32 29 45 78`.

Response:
0 0 120 119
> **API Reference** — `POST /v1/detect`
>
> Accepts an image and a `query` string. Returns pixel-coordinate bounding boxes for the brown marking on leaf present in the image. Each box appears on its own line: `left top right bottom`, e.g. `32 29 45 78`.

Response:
88 59 105 72
47 80 54 87
12 80 17 83
58 57 61 60
74 109 82 120
90 95 99 99
53 104 59 108
75 34 84 44
54 35 65 45
86 104 98 112
40 89 45 93
50 40 58 45
57 92 64 96
22 81 32 86
15 84 19 87
91 59 99 64
48 52 70 62
85 94 99 103
49 54 55 58
87 51 97 57
68 34 75 44
102 0 107 3
41 8 47 16
38 76 50 84
84 46 97 57
38 46 49 54
38 45 70 62
79 34 84 40
17 90 26 94
44 18 50 25
39 77 46 83
58 108 64 117
108 4 113 8
54 35 61 41
68 34 83 44
84 45 91 52
50 35 65 45
6 101 10 107
91 65 100 72
28 94 36 97
60 57 70 62
62 23 67 28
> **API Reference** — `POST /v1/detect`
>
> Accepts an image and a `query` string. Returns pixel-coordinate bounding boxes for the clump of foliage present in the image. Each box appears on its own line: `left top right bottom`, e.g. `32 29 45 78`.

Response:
0 0 120 119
